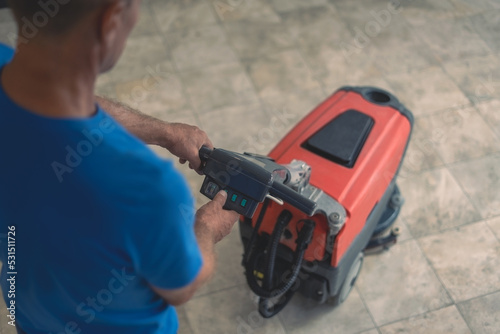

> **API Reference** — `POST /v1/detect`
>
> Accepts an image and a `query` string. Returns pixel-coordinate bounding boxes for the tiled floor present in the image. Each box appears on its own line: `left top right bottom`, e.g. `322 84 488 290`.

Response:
1 0 500 333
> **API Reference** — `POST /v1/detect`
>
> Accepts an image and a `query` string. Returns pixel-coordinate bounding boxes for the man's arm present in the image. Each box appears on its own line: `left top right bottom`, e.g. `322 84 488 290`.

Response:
150 191 238 306
96 96 212 171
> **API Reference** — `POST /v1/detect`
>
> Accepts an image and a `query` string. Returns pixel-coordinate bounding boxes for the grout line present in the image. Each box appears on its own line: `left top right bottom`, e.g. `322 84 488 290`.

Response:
445 153 500 221
191 282 246 300
455 289 500 334
374 303 463 331
446 151 500 168
413 238 455 305
354 285 379 330
414 219 487 240
454 303 476 334
472 100 500 144
484 215 500 244
456 289 500 305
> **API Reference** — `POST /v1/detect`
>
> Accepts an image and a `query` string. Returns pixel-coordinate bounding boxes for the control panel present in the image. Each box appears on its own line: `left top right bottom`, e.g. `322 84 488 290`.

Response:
199 147 317 218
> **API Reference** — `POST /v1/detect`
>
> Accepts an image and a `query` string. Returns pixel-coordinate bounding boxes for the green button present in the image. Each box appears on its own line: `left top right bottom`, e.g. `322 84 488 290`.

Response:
231 194 238 202
241 199 247 207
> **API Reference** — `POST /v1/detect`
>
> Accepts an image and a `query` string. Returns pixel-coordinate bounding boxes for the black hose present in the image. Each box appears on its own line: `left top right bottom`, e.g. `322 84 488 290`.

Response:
245 218 315 299
243 203 316 318
246 241 307 299
243 199 270 265
258 220 315 318
263 210 293 290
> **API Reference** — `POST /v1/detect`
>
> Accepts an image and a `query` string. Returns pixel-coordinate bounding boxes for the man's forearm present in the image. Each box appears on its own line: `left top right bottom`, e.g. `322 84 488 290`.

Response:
96 96 172 147
192 220 217 288
96 96 212 171
149 218 217 306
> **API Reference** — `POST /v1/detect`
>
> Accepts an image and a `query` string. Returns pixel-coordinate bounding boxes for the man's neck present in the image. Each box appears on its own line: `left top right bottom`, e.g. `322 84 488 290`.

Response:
1 39 99 119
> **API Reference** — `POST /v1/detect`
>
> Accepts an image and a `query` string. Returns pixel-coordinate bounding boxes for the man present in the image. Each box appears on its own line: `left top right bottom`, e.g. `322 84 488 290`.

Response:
0 0 239 333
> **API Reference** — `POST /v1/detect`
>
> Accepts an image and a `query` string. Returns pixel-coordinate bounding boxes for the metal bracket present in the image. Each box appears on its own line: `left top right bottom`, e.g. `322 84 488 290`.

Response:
301 185 346 236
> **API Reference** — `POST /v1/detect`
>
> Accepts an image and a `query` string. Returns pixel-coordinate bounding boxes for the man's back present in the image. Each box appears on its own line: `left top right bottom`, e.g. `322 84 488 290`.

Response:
0 74 202 333
0 0 239 331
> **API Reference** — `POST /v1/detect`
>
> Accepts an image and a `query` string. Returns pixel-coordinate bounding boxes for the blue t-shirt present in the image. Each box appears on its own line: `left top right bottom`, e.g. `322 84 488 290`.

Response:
0 44 202 333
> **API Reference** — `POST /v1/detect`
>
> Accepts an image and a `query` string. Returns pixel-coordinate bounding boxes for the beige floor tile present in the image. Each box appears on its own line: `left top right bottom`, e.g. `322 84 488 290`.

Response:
386 67 470 116
457 291 500 334
271 0 329 13
223 21 295 60
356 240 452 326
331 0 405 27
211 0 280 23
332 0 426 69
185 285 286 334
299 41 386 93
280 5 351 48
259 89 327 151
181 62 259 113
372 38 439 76
150 0 217 34
450 154 500 218
130 2 159 38
95 84 119 101
468 11 500 53
486 216 500 241
399 129 445 178
442 54 500 104
400 0 482 26
365 17 440 75
197 103 270 152
419 222 500 302
358 330 379 334
245 50 323 101
176 305 194 334
278 290 375 334
112 64 189 116
476 99 500 139
0 10 16 48
379 305 471 334
399 167 480 237
415 106 500 164
194 225 246 297
110 34 171 84
167 24 238 71
451 0 500 12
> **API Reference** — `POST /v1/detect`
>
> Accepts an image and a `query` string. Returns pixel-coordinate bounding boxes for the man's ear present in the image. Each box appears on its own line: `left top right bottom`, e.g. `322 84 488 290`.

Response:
95 0 128 71
98 0 127 47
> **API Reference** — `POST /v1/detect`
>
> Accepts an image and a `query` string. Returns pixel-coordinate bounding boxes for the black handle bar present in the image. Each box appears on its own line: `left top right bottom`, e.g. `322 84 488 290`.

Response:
198 147 317 217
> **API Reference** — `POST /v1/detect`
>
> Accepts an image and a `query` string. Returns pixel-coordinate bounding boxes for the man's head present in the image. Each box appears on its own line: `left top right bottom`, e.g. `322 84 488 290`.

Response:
7 0 140 73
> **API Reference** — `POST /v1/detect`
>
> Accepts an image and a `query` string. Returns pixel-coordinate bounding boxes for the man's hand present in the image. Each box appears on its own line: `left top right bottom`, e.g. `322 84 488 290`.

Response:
196 191 239 243
163 123 213 174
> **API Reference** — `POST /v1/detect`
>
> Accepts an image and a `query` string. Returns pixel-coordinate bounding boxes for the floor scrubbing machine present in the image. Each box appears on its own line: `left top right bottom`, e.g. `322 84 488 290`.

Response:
199 86 413 318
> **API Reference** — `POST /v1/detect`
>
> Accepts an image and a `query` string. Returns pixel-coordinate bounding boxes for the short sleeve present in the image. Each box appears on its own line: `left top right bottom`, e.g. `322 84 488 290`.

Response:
0 43 14 66
128 160 203 290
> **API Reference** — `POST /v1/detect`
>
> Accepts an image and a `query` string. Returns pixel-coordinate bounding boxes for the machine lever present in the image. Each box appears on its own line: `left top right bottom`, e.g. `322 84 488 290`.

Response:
265 194 284 205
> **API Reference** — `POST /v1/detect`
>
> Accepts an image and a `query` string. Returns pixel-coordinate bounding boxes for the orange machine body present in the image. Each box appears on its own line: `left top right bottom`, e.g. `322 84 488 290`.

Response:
248 88 412 268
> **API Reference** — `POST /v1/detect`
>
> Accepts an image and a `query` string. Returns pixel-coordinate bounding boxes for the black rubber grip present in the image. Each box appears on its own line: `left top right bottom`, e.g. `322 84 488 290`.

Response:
269 182 317 216
199 146 213 163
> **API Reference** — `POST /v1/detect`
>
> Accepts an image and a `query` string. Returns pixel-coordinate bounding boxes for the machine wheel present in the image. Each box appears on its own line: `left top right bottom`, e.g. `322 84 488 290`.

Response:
328 252 364 306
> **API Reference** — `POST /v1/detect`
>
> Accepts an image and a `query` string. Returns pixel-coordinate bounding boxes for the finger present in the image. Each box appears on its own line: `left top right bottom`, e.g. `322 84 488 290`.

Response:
179 158 187 164
204 139 214 150
212 190 228 207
